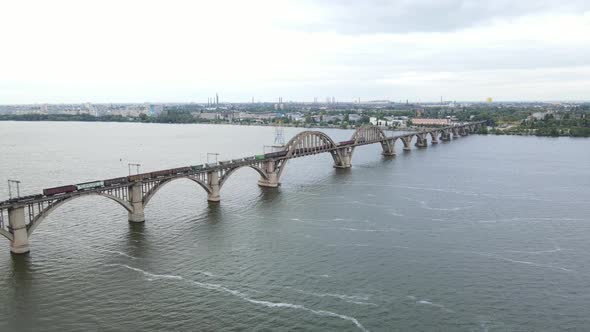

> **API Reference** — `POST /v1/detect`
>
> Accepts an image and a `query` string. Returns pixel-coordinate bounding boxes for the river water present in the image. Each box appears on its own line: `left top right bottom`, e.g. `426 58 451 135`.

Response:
0 121 589 331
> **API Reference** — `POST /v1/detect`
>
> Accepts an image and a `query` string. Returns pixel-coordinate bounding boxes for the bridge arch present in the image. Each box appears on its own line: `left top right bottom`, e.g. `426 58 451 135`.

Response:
143 176 211 207
351 125 387 143
284 131 338 158
27 192 133 236
219 165 268 188
277 131 342 177
351 125 396 156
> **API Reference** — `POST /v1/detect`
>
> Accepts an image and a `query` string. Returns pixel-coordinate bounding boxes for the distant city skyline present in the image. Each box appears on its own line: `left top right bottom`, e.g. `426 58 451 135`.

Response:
1 0 589 103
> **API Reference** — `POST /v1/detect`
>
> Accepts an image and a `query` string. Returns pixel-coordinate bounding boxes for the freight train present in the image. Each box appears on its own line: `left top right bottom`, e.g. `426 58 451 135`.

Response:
42 165 201 197
39 150 299 197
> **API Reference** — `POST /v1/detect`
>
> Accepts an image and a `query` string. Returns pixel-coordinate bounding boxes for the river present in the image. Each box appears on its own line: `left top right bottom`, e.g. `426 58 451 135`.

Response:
1 121 589 331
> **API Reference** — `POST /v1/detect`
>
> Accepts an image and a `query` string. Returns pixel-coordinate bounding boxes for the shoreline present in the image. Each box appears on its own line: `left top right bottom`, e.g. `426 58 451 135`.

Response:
1 118 588 138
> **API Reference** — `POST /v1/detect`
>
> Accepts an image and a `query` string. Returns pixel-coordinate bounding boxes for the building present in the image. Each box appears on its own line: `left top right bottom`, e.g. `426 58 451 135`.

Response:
411 118 451 126
348 114 361 122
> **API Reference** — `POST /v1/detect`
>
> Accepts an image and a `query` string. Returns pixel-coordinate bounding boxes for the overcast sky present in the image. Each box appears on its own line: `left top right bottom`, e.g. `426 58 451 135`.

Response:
1 0 589 103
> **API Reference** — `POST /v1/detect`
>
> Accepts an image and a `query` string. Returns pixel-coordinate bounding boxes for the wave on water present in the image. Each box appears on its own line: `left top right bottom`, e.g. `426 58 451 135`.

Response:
247 299 369 331
407 296 454 313
97 248 139 260
468 252 574 272
418 200 472 211
288 288 377 306
194 270 215 277
108 263 368 331
473 217 584 224
340 227 400 233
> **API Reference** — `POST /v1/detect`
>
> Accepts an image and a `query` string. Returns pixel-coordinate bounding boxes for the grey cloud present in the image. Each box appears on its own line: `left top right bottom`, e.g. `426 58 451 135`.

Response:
292 0 590 34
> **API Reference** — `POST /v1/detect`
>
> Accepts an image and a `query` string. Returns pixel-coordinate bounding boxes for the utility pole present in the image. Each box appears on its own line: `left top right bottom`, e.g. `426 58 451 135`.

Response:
207 153 219 164
128 163 141 175
8 179 21 199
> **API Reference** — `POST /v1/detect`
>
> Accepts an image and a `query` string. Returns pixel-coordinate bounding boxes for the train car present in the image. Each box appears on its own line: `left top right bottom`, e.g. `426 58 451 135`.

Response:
43 185 77 196
171 166 191 174
254 154 265 160
205 162 218 168
127 173 151 182
244 156 255 161
191 165 204 171
231 159 243 164
76 181 104 191
104 177 128 187
150 169 172 178
264 151 288 159
338 140 355 146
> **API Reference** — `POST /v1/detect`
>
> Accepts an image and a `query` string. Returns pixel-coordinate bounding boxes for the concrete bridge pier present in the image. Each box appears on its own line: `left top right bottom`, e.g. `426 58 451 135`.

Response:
128 183 145 223
334 148 352 168
381 139 396 156
440 132 451 141
401 137 412 151
207 171 221 202
431 133 439 144
258 160 280 187
8 207 30 254
415 138 427 148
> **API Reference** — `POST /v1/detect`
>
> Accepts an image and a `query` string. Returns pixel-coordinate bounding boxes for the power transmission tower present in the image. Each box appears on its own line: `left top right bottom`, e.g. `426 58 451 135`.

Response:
274 124 285 146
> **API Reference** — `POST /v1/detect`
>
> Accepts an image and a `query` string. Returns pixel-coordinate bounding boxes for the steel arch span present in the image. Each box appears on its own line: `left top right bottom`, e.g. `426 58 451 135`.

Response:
142 176 212 207
278 130 343 177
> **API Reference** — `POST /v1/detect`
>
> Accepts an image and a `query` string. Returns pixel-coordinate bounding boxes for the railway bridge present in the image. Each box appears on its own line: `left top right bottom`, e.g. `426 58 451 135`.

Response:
0 121 485 254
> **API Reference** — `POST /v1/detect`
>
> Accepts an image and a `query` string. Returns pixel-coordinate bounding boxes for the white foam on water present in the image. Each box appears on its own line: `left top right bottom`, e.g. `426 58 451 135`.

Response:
194 270 215 277
415 299 455 313
419 200 472 211
247 299 369 332
290 288 370 301
109 264 368 331
502 247 563 255
340 227 400 233
98 249 139 260
470 252 574 272
108 263 183 280
474 217 584 224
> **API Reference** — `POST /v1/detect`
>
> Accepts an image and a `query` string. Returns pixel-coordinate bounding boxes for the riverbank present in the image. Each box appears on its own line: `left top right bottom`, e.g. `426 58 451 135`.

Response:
1 114 588 137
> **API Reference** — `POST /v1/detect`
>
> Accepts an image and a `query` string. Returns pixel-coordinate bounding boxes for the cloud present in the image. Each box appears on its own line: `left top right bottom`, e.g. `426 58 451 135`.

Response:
0 0 588 102
290 0 590 34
